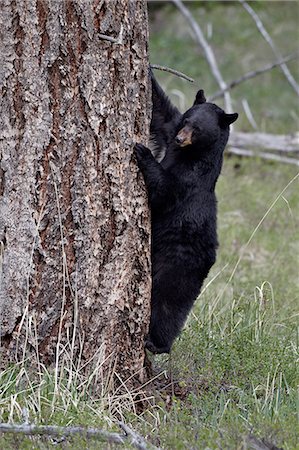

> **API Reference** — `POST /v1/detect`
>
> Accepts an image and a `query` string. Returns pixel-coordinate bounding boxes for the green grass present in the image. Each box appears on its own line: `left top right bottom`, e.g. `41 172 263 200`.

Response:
146 3 299 444
1 2 298 449
144 2 299 446
138 157 299 449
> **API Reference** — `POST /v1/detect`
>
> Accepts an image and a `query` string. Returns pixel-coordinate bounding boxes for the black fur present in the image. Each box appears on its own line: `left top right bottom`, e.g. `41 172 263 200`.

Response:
135 74 238 354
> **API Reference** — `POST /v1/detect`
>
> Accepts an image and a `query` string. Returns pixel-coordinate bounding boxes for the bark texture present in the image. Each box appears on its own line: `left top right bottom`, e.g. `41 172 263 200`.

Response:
0 0 151 381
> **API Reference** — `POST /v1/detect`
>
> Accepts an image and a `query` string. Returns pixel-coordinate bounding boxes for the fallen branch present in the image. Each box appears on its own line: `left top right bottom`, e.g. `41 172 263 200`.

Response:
0 423 124 443
119 422 160 450
229 132 299 153
228 146 299 166
209 53 299 101
239 0 299 96
150 64 194 82
172 0 233 113
0 422 160 450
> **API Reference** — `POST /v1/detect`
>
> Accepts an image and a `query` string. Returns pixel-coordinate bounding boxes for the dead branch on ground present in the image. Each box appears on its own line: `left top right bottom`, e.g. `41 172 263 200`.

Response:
228 147 299 167
228 131 299 165
230 132 299 153
0 422 161 450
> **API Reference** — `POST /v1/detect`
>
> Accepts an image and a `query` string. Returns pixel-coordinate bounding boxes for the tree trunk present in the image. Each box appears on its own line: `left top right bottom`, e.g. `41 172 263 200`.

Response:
0 0 151 382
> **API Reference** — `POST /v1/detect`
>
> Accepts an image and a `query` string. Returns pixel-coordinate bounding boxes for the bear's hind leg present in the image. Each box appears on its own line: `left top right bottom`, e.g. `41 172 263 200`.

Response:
146 269 200 354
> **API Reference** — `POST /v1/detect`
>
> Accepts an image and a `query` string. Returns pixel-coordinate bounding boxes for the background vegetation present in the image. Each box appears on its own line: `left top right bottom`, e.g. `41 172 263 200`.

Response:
0 1 298 449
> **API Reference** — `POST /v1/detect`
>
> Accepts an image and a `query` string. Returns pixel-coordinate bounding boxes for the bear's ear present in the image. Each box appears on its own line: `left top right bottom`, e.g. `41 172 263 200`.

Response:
219 112 238 127
193 89 206 105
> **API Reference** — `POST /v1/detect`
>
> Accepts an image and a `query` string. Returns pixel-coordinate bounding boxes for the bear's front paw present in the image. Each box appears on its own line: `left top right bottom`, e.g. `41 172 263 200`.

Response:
134 143 152 162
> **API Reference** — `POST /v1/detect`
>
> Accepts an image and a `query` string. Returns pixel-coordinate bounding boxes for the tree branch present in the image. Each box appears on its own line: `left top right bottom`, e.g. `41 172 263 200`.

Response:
119 422 161 450
0 423 124 443
172 0 233 113
209 53 299 101
150 64 194 82
98 25 123 44
0 422 160 450
241 98 258 130
239 0 299 96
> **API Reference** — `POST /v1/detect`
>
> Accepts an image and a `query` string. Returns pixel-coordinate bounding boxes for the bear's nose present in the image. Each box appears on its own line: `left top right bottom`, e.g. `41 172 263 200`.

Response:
175 135 184 145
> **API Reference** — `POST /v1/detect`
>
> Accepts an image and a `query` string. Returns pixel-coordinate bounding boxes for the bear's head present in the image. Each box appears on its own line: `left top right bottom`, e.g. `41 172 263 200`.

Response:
175 90 238 149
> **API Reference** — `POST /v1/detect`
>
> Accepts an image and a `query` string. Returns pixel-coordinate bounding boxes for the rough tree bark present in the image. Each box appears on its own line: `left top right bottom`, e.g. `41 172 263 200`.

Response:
0 0 151 382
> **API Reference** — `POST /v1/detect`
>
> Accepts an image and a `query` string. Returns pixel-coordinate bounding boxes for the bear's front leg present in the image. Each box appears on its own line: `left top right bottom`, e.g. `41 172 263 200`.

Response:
134 143 175 207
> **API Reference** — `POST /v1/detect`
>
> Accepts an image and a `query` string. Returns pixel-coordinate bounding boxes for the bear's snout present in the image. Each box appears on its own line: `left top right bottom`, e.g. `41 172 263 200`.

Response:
175 126 193 147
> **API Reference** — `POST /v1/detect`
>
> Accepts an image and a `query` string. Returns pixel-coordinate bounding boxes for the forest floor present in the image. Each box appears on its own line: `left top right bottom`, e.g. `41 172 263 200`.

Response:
1 2 298 449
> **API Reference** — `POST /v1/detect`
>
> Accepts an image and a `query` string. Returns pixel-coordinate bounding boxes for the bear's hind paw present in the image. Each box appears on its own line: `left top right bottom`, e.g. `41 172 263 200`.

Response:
145 336 170 355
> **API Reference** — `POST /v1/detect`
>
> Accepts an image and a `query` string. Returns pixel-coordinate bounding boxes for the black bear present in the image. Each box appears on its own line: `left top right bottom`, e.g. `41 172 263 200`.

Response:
135 74 238 354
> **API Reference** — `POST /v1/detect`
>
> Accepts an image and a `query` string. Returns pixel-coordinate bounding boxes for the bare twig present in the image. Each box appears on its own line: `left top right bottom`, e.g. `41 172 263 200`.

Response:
172 0 233 113
240 1 299 96
98 33 118 43
119 422 161 450
98 25 123 44
209 53 299 101
98 33 118 44
242 99 258 129
228 147 299 166
150 64 194 82
0 422 160 450
229 132 299 153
